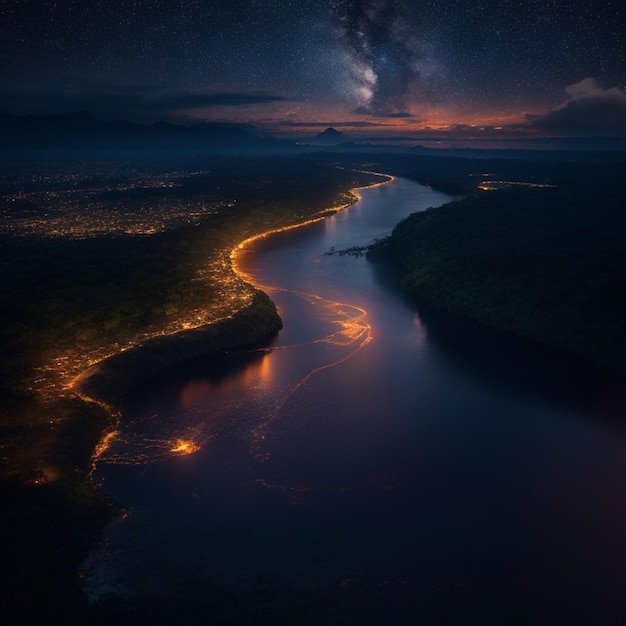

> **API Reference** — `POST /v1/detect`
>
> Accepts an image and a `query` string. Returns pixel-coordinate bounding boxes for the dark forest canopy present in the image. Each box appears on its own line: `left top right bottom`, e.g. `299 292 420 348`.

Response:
372 158 626 376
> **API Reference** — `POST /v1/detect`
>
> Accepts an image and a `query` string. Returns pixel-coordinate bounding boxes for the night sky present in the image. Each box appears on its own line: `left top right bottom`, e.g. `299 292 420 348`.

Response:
2 0 626 138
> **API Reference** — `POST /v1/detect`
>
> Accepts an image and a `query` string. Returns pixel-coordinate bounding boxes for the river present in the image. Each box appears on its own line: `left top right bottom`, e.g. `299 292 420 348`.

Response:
85 176 626 625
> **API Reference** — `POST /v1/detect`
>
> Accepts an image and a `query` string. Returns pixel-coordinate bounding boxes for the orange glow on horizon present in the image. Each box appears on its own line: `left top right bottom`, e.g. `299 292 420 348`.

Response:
183 97 538 139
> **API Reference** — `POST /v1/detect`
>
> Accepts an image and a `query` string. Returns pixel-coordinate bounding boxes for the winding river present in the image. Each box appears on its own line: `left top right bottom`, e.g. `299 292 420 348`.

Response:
85 176 626 624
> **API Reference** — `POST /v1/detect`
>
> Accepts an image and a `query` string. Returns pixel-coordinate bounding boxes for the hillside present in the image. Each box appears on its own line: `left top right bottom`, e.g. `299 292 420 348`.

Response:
372 159 626 376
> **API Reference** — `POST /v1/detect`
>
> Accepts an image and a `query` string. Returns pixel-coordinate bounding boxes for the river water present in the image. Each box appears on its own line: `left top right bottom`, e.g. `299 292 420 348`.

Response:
86 176 626 625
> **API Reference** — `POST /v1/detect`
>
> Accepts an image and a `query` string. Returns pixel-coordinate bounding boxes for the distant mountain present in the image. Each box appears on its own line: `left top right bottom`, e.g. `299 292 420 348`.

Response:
0 111 295 151
314 127 346 144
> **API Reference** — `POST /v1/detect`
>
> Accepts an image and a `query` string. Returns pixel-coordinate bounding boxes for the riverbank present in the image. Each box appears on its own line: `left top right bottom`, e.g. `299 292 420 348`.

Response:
371 179 626 378
3 292 284 621
76 172 461 625
76 171 626 625
75 172 392 436
0 157 390 620
73 290 282 409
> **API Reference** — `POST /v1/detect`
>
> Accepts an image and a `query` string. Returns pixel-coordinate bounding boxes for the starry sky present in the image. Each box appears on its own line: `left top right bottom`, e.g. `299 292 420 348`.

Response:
2 0 626 139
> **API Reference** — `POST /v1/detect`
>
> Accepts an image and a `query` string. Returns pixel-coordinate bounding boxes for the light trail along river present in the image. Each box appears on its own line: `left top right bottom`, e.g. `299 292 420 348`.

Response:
84 176 626 625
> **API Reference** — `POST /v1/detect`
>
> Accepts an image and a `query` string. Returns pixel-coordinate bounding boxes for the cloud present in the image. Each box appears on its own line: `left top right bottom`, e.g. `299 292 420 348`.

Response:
330 0 435 118
564 77 600 98
0 80 296 122
278 120 385 128
531 79 626 136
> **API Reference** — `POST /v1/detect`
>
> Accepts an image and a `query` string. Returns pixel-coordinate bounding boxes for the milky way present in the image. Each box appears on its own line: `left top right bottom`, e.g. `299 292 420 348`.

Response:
1 0 625 134
330 0 431 117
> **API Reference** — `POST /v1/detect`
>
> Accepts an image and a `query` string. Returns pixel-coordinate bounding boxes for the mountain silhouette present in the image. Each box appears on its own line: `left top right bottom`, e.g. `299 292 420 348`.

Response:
314 127 346 144
0 111 294 151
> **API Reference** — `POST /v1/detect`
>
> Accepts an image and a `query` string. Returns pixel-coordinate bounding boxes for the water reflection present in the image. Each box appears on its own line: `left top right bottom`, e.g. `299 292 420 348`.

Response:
99 286 374 465
87 177 626 624
414 296 626 422
99 350 269 464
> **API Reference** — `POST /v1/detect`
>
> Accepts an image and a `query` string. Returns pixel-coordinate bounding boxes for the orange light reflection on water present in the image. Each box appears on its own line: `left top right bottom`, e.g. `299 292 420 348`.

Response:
228 173 396 457
84 170 391 468
179 352 271 408
170 439 200 455
250 289 373 451
230 173 391 289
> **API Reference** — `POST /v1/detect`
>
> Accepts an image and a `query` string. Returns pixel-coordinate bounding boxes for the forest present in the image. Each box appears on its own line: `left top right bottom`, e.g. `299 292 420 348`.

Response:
0 151 382 619
369 155 626 377
2 148 626 620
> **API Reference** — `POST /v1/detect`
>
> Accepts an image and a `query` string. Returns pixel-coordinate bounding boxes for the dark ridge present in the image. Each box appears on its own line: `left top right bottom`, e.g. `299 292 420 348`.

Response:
0 111 295 151
75 290 282 407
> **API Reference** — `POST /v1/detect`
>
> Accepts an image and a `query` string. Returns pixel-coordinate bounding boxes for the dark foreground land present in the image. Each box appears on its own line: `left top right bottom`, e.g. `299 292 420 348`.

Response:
0 151 382 622
366 154 626 378
1 148 626 623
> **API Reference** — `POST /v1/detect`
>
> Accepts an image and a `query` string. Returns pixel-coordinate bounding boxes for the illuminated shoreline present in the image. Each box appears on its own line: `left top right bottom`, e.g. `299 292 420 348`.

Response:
230 172 393 285
77 170 392 465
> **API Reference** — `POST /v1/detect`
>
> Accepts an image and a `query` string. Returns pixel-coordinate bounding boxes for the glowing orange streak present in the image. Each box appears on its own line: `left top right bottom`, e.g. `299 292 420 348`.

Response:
89 171 392 467
230 172 393 288
170 439 200 455
248 289 372 457
256 326 371 434
229 173 394 457
246 288 370 352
